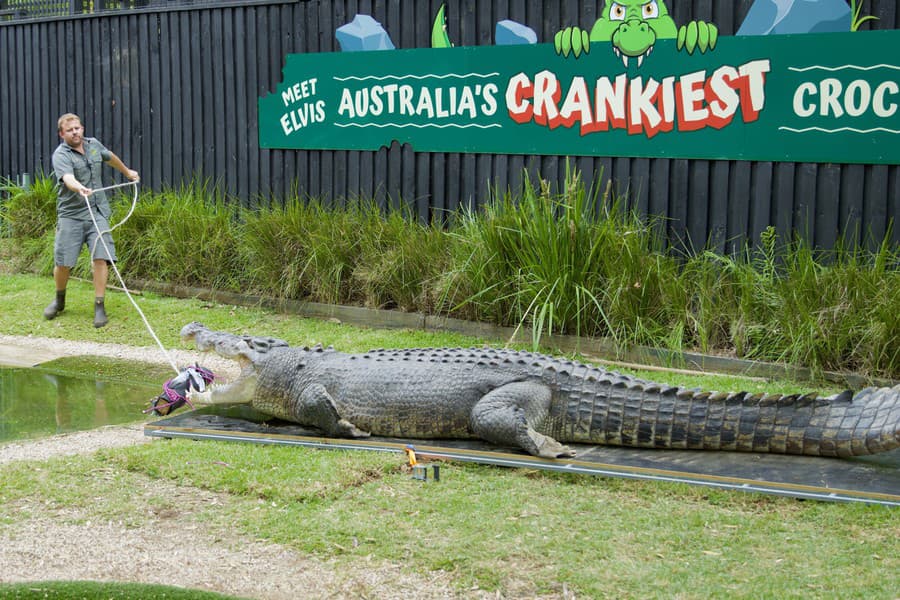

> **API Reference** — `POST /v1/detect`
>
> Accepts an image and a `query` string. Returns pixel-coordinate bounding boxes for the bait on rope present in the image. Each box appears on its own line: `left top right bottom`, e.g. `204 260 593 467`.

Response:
82 180 217 416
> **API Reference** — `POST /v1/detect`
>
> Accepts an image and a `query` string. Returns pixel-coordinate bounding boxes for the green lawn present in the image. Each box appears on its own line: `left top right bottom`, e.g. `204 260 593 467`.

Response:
1 273 898 598
0 581 244 599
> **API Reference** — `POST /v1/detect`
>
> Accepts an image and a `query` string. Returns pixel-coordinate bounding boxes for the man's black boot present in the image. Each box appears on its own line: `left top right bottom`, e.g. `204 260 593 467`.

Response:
93 297 108 328
43 291 66 320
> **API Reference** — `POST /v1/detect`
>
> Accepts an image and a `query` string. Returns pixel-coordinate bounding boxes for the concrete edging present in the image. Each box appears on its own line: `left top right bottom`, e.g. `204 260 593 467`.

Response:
131 279 888 388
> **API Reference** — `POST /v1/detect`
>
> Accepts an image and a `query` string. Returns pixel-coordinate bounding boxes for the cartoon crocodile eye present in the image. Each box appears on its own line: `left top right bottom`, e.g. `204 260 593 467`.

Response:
642 0 660 19
609 2 626 21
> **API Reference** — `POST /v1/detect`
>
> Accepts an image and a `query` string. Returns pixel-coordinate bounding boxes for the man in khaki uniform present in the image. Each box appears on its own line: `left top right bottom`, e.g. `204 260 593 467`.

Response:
46 113 139 328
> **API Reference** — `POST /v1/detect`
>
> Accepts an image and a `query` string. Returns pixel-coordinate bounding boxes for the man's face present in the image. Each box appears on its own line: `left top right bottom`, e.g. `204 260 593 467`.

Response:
59 119 84 148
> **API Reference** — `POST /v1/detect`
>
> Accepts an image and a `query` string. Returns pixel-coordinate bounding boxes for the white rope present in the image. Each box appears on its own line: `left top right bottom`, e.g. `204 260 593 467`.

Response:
91 180 142 194
89 180 142 243
84 180 180 374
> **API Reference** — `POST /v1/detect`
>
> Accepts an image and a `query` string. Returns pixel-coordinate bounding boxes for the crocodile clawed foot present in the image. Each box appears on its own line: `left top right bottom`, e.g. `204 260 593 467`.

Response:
546 443 576 459
526 429 576 459
555 445 577 459
336 419 371 438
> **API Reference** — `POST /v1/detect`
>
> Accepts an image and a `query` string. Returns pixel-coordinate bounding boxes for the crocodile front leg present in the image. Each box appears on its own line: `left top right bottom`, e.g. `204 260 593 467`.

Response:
291 383 371 438
470 381 575 459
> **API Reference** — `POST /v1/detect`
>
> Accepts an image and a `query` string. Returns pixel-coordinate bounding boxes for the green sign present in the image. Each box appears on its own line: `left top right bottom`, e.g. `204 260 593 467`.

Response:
259 30 899 165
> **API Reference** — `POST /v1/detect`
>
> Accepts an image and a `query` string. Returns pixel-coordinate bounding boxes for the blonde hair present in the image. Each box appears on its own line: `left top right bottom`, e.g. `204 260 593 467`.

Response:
57 113 82 132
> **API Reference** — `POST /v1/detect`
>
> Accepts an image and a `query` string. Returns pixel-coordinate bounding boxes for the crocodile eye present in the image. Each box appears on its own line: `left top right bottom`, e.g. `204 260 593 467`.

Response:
642 0 659 19
609 2 626 21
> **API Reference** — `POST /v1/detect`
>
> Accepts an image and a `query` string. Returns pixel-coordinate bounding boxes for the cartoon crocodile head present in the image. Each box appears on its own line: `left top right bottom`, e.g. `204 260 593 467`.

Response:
591 0 677 61
554 0 717 64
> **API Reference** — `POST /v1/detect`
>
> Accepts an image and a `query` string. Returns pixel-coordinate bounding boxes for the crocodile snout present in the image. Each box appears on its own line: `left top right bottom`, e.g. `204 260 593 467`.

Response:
611 18 657 66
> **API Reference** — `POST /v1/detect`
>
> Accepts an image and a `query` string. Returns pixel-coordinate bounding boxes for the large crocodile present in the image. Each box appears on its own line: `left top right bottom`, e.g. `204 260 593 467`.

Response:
178 322 900 459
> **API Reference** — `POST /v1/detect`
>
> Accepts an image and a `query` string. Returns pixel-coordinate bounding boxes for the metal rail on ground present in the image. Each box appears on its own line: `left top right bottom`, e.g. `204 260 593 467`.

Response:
144 409 900 507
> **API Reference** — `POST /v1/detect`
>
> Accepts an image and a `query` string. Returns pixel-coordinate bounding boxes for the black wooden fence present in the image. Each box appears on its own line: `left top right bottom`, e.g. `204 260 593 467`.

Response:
1 0 898 254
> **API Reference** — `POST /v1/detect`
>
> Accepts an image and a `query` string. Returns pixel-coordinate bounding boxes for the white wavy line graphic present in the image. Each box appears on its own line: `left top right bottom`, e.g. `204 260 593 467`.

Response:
335 122 502 129
778 126 900 134
788 64 900 73
333 73 499 82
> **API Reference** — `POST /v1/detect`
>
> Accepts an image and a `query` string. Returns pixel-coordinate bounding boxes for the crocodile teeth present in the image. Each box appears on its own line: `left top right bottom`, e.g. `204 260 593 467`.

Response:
637 54 644 68
622 55 629 68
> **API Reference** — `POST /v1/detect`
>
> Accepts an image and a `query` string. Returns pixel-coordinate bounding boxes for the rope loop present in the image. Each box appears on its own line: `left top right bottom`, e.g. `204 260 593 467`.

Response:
84 180 180 374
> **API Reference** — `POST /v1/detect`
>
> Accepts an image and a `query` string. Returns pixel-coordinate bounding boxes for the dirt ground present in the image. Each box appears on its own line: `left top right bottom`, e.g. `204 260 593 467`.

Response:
0 334 495 600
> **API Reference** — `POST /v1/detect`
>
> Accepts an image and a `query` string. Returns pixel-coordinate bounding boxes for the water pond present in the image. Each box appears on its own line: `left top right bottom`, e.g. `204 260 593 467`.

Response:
0 367 157 443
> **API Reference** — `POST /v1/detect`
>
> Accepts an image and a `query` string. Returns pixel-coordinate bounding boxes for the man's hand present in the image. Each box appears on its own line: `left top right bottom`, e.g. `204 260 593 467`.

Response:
124 169 140 182
63 173 92 197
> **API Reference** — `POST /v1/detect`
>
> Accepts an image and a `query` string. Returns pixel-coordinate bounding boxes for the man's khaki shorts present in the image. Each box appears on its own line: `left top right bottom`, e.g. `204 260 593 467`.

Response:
53 217 116 267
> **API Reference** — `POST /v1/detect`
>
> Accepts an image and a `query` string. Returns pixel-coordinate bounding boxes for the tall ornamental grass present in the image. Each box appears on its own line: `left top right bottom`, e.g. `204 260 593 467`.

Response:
241 193 448 309
441 164 683 348
2 171 898 379
0 175 59 274
714 230 900 376
115 181 242 290
352 203 450 312
239 192 322 300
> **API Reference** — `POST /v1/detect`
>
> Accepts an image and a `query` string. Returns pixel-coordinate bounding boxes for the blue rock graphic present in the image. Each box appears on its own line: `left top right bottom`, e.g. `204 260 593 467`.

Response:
336 14 396 52
737 0 851 36
496 20 538 45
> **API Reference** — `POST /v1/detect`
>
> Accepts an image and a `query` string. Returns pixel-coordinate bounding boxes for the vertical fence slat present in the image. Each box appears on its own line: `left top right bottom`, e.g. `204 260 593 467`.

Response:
148 11 162 189
815 164 841 250
24 22 41 170
726 162 751 255
180 10 195 184
99 18 113 160
648 158 670 245
889 167 900 240
127 15 141 177
748 161 773 245
224 10 239 195
429 152 445 220
158 12 173 187
85 20 98 142
864 165 890 244
17 26 28 176
0 27 9 177
707 161 730 253
794 163 819 242
414 151 430 221
687 160 710 250
839 164 865 246
108 18 122 165
668 159 690 251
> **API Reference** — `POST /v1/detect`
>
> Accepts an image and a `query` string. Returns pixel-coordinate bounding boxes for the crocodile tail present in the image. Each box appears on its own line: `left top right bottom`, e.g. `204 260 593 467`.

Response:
568 381 900 457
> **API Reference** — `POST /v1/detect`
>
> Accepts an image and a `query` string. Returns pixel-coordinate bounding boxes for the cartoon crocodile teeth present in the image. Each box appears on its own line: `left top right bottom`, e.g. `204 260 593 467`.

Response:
555 0 718 64
612 44 653 68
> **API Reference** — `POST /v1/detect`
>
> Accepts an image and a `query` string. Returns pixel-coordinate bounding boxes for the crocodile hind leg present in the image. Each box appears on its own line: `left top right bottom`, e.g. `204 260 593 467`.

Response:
290 383 371 439
470 381 575 459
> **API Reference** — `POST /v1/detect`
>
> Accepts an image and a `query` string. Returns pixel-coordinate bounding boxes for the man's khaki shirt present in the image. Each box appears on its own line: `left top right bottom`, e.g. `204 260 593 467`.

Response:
51 137 113 220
